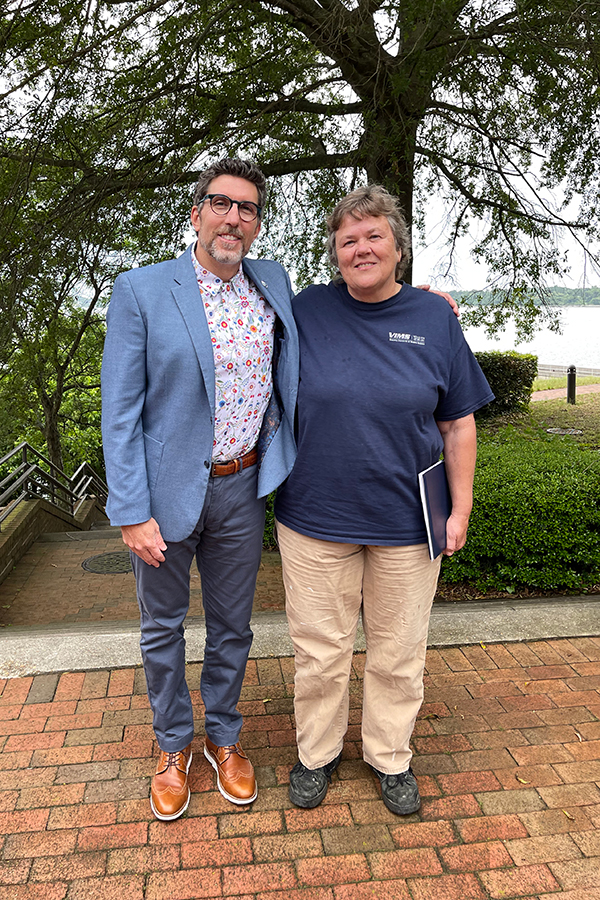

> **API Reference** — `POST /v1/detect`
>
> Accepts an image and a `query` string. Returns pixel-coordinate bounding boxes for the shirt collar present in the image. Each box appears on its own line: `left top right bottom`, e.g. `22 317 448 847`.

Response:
191 245 246 297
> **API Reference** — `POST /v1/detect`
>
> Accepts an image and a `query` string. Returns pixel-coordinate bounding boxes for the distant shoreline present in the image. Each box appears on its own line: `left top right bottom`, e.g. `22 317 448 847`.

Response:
456 286 600 308
458 300 600 308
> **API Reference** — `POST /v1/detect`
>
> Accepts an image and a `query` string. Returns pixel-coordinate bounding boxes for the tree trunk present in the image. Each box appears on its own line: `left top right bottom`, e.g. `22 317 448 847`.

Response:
40 391 65 474
45 413 65 475
363 115 418 284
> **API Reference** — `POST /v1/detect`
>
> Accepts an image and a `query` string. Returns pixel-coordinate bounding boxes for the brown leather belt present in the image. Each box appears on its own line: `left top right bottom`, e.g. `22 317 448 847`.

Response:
211 448 258 478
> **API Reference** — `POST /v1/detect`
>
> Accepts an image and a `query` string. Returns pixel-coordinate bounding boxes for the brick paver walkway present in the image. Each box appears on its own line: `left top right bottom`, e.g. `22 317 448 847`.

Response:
530 383 600 402
0 536 139 627
0 541 285 627
1 638 600 898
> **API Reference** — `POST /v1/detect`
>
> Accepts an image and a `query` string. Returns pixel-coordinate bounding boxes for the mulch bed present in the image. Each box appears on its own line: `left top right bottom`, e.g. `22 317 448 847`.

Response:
434 579 600 603
254 550 599 612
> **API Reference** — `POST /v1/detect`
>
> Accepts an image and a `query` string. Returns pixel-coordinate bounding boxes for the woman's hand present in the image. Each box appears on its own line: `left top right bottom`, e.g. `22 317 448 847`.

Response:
443 511 470 556
436 415 477 556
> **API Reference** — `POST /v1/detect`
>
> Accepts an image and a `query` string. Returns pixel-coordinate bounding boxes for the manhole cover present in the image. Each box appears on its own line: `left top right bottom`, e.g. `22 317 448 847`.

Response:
82 551 133 574
546 427 583 435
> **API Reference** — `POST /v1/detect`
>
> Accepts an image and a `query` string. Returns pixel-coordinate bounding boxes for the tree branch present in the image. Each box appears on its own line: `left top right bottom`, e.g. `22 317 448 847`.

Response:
253 96 362 115
256 151 358 178
0 0 172 102
426 101 547 159
424 11 520 52
417 144 585 229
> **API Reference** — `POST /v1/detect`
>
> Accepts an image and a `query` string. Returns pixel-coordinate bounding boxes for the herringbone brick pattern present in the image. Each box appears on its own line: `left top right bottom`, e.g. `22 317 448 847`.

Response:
1 639 600 898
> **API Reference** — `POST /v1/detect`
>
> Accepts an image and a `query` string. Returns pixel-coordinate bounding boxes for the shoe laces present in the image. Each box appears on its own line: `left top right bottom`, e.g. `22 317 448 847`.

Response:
292 761 327 784
219 743 248 761
160 749 187 772
385 773 404 788
383 768 413 788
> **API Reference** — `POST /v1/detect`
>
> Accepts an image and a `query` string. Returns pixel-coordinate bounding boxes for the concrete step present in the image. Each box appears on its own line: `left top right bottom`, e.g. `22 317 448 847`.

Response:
39 526 123 542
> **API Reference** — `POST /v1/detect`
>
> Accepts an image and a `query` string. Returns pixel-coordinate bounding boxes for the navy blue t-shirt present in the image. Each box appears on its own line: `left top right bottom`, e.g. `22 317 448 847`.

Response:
274 280 494 545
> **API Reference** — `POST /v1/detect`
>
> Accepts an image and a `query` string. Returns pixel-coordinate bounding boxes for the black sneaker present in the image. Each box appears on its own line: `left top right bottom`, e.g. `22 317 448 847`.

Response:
371 766 421 815
288 751 343 808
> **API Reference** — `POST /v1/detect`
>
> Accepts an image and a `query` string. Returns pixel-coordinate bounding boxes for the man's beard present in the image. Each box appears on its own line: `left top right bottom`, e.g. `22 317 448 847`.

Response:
198 228 246 267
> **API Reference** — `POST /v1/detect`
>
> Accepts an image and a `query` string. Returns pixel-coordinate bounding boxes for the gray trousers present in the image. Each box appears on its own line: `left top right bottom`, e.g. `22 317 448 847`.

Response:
131 465 265 752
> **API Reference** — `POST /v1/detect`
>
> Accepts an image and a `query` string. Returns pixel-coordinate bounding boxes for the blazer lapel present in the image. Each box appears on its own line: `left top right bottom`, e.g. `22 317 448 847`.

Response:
243 258 295 337
171 246 216 417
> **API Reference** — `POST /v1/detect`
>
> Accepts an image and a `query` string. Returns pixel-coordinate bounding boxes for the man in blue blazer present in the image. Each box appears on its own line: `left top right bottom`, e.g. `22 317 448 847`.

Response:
101 158 298 820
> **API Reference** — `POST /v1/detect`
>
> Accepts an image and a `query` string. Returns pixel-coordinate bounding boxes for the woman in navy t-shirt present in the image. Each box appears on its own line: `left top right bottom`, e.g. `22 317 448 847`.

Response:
275 185 494 816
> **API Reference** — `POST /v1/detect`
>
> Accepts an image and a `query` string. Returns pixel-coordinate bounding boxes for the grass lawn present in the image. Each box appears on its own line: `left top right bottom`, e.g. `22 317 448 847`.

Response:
473 390 600 449
532 374 600 391
522 391 600 449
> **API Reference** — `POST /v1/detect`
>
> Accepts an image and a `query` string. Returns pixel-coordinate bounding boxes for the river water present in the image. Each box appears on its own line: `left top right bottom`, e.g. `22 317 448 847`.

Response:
462 307 600 369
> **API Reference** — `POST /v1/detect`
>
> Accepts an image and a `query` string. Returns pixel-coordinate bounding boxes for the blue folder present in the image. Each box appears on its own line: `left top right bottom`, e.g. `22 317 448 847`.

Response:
418 459 452 560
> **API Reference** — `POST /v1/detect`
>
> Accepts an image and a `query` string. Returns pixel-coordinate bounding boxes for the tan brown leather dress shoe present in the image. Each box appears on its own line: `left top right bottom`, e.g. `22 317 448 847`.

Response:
150 744 192 821
204 737 257 804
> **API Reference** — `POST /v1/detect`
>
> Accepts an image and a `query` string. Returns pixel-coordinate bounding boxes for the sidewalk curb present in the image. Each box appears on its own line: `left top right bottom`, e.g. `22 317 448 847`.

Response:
1 595 598 677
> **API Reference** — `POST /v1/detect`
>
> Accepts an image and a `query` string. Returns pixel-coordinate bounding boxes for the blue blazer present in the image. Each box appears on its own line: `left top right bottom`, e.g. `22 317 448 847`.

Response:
101 245 299 542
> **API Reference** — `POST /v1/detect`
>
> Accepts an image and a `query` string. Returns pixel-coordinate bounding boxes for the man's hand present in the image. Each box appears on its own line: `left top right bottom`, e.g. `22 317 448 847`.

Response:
121 518 167 567
417 284 459 317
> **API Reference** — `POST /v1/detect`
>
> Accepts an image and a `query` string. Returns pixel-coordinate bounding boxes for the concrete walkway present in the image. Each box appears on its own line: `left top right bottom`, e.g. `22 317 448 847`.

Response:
1 639 599 898
2 594 600 679
1 527 599 678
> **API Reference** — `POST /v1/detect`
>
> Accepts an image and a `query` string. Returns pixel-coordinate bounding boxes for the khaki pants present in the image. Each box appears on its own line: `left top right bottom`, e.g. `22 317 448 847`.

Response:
276 521 441 774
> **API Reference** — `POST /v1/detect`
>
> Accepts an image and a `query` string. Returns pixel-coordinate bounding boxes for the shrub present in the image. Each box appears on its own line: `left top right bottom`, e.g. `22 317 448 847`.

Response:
442 431 600 592
474 350 537 415
263 491 277 549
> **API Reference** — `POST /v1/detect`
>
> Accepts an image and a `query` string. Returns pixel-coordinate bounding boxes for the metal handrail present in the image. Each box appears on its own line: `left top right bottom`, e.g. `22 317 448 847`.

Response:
70 462 108 506
0 441 61 473
0 464 76 502
0 492 30 524
0 442 108 529
3 466 74 508
0 460 28 492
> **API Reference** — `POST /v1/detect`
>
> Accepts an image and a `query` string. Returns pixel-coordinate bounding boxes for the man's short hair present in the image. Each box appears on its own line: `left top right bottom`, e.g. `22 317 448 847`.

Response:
192 158 267 212
327 184 412 280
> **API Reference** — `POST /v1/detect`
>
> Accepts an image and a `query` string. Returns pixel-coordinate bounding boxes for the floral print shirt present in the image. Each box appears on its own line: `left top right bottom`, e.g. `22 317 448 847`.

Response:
192 247 275 462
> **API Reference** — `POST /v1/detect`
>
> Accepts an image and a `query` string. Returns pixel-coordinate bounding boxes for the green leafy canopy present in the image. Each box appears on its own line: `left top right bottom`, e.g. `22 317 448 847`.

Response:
3 1 600 465
3 1 600 303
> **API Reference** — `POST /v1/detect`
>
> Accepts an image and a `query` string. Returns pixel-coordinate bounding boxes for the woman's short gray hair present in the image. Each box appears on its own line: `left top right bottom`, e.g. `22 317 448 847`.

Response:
327 184 412 280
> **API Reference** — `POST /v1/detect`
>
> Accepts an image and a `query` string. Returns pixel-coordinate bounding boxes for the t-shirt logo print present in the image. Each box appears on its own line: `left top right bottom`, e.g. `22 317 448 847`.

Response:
389 332 426 345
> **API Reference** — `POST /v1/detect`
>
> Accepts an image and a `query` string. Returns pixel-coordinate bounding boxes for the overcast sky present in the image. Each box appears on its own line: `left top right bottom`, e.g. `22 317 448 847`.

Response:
413 198 600 293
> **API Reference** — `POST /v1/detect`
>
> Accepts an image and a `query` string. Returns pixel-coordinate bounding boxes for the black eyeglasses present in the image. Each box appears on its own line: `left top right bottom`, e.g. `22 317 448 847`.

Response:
199 194 262 222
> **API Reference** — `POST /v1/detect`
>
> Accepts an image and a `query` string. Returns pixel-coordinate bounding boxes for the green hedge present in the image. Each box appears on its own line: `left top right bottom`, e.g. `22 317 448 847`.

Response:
474 350 537 415
442 433 600 591
264 492 277 549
